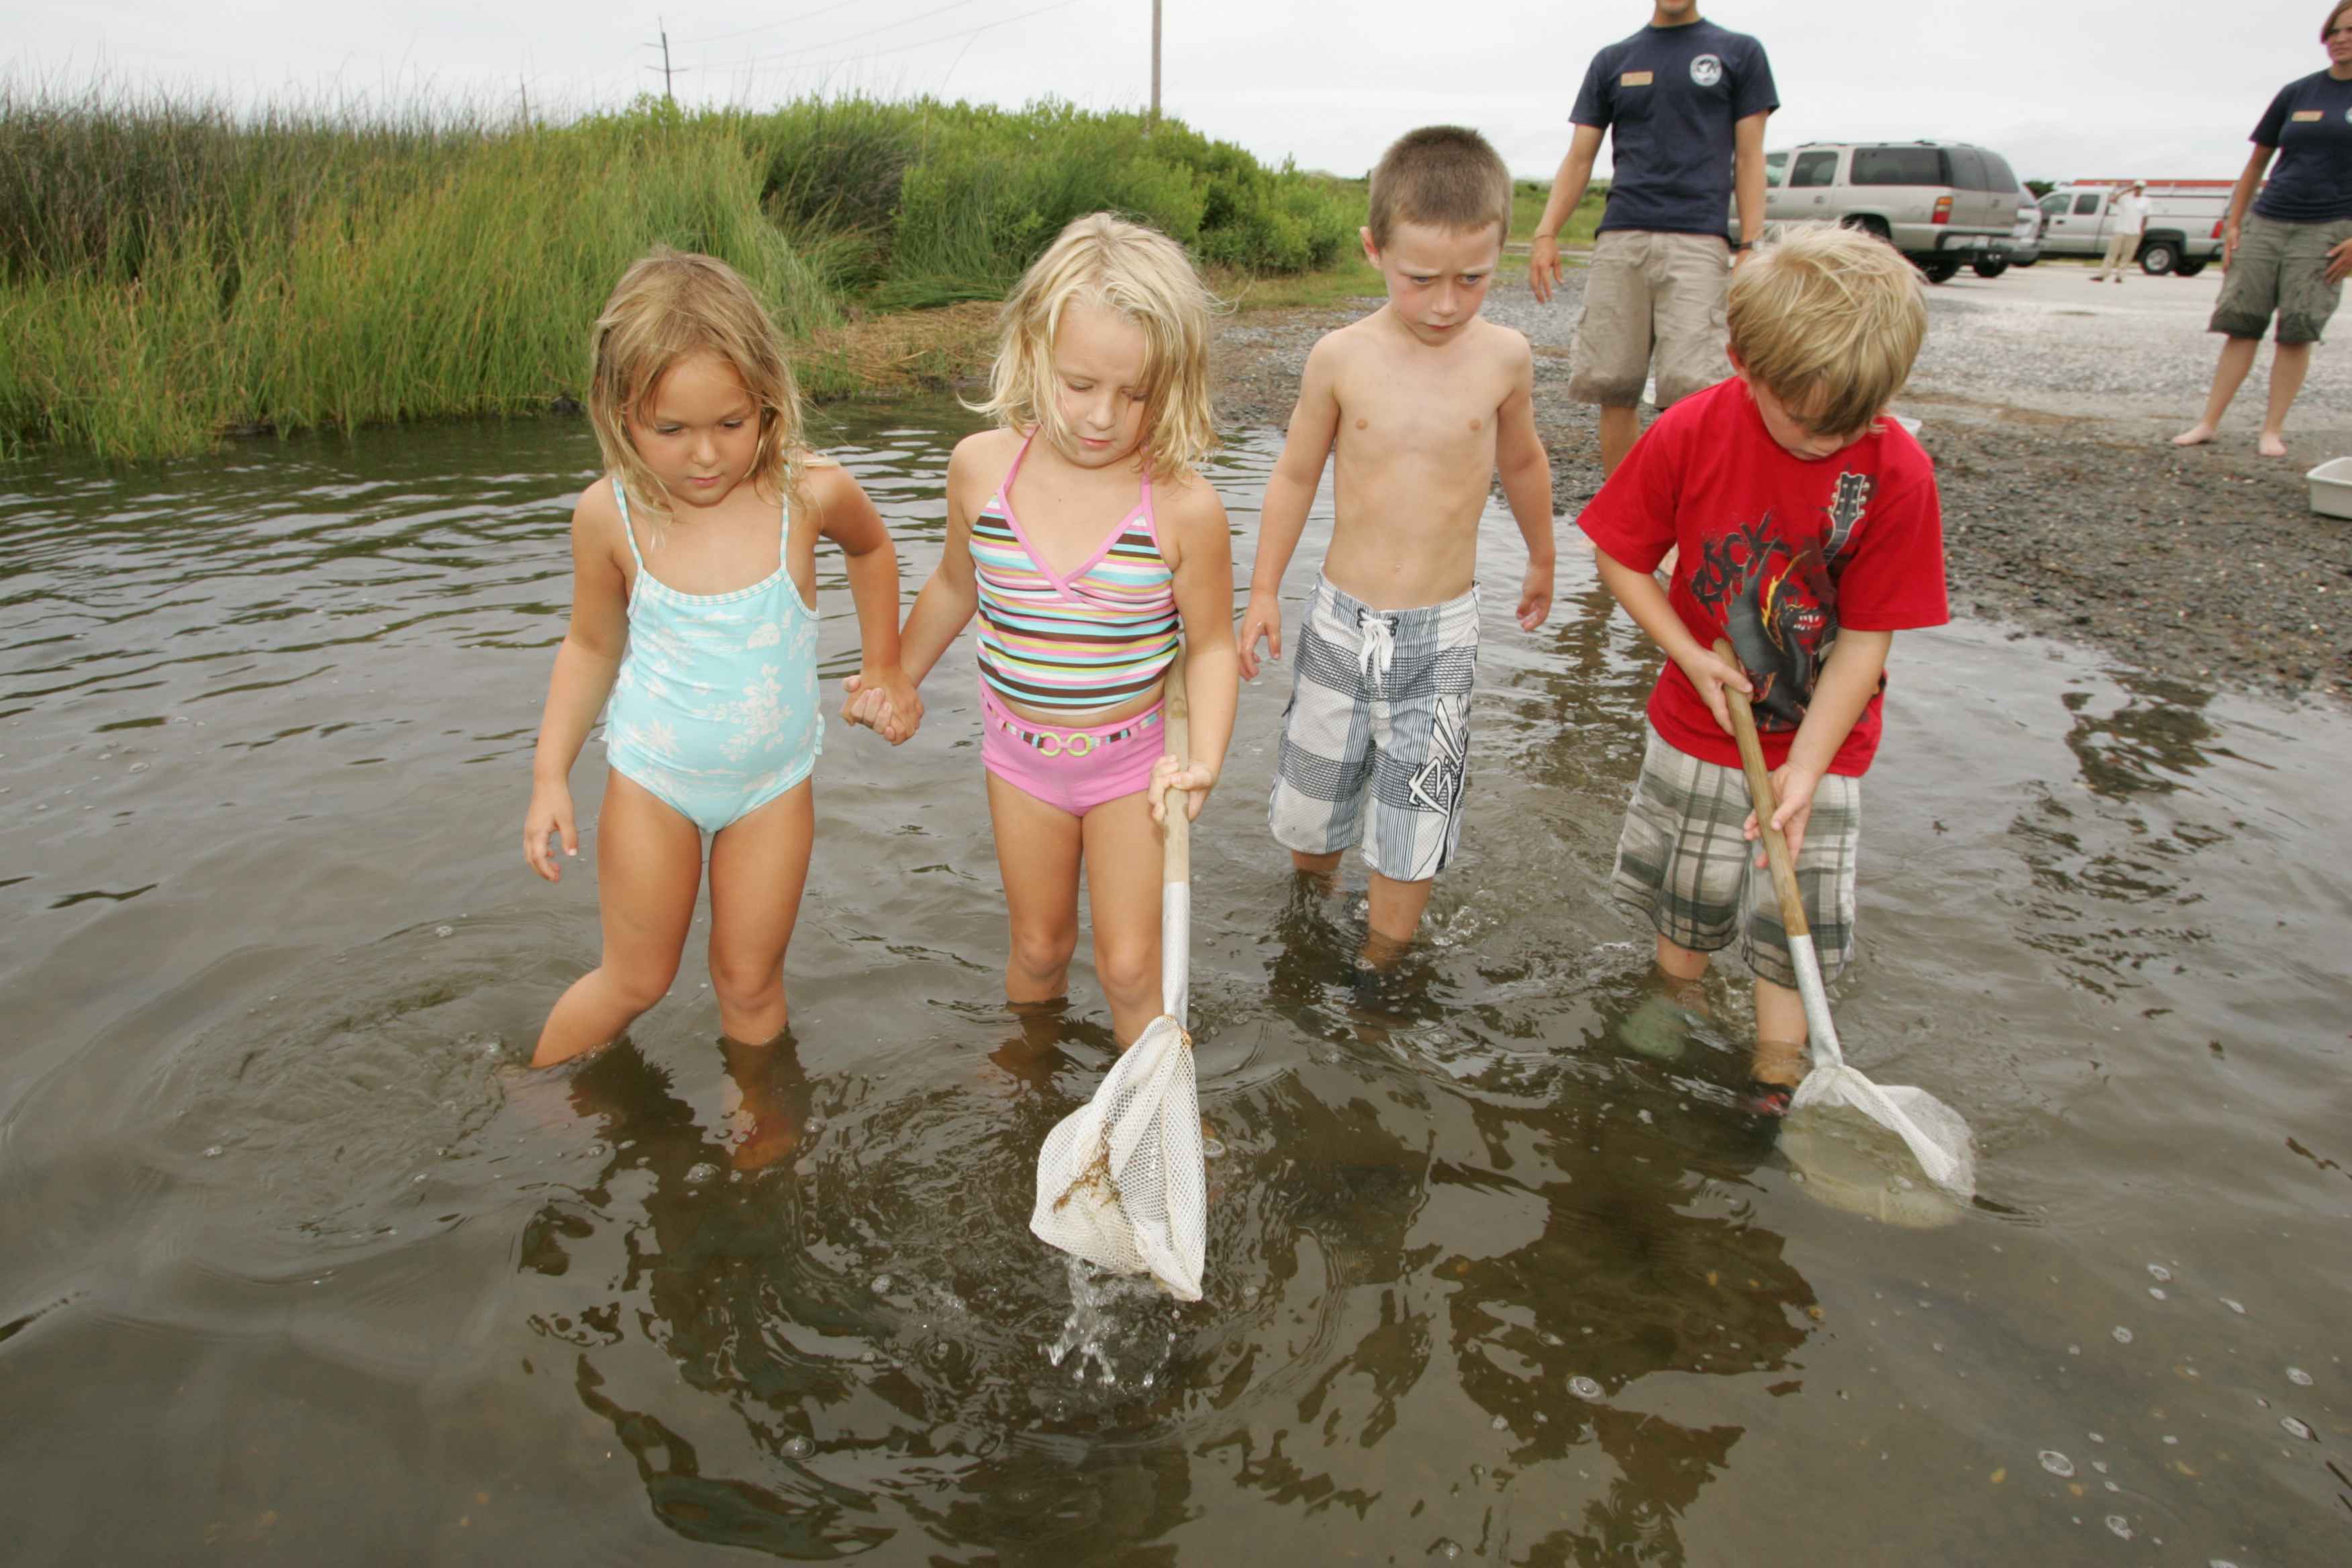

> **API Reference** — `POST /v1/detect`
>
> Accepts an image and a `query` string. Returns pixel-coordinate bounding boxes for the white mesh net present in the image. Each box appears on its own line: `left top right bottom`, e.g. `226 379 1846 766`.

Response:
1030 883 1207 1302
1030 1013 1206 1301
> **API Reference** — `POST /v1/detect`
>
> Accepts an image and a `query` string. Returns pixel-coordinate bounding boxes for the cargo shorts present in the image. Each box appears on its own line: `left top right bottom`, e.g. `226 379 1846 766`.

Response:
2210 212 2352 346
1568 230 1733 409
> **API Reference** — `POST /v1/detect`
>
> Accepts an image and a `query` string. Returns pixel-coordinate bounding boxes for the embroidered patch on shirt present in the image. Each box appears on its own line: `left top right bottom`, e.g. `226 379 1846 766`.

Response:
1620 70 1654 87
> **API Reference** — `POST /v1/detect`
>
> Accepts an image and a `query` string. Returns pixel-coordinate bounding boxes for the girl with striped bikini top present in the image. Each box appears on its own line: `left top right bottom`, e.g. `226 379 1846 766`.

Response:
864 213 1239 1047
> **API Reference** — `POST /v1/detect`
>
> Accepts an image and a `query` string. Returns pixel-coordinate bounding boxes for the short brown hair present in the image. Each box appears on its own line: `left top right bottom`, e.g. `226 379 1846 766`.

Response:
1367 126 1512 249
2325 0 2352 39
1727 224 1928 442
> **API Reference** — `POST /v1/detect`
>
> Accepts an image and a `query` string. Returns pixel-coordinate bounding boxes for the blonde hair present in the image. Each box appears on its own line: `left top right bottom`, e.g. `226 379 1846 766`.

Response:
1727 224 1928 441
973 213 1218 480
587 247 806 534
1367 126 1512 249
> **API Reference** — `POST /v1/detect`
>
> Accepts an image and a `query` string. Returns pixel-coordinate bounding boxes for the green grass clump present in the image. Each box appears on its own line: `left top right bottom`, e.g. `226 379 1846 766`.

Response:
0 84 1367 460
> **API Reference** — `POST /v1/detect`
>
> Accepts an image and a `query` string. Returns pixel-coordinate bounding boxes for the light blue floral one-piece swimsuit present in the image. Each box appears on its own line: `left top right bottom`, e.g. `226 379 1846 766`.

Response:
603 478 821 834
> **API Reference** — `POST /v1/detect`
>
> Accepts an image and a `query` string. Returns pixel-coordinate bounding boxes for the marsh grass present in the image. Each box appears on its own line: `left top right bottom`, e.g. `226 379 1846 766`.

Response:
0 85 1359 459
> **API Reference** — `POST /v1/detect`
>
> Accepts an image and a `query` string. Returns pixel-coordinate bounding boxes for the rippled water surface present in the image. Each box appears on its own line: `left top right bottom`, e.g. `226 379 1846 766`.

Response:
3 406 2347 1565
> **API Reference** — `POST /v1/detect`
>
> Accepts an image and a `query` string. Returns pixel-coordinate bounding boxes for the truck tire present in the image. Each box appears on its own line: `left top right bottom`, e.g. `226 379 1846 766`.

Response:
2174 259 2207 278
1972 256 2010 279
2010 254 2039 267
1916 256 1962 284
2137 239 2179 276
1842 215 1893 247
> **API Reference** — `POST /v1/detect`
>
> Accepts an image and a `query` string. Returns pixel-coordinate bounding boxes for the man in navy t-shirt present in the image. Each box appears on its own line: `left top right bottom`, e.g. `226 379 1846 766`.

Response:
1528 2 1777 477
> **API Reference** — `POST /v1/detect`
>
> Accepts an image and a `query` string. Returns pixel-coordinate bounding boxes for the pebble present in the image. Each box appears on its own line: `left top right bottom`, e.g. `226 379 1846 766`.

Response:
781 1436 814 1460
2039 1451 2073 1477
2286 1367 2312 1386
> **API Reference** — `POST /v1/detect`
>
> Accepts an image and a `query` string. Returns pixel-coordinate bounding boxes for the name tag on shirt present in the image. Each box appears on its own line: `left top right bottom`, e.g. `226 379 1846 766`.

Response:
1620 70 1654 87
2292 110 2324 121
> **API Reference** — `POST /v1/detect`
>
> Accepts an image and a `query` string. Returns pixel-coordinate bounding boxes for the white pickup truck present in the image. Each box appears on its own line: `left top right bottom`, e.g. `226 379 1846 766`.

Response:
2034 181 2231 276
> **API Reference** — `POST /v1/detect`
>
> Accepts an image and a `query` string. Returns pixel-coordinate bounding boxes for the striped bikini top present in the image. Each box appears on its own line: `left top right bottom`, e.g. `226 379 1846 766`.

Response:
971 435 1179 712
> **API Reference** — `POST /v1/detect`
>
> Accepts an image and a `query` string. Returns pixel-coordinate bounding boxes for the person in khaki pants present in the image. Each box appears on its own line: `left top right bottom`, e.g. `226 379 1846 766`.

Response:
2091 182 2147 281
1527 1 1777 476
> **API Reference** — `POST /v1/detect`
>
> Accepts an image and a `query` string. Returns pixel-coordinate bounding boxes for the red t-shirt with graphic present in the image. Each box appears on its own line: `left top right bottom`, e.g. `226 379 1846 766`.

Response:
1577 377 1948 776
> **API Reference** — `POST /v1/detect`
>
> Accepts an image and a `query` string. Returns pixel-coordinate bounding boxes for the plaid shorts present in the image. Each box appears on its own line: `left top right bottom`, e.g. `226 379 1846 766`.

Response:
1268 575 1479 883
1610 728 1861 989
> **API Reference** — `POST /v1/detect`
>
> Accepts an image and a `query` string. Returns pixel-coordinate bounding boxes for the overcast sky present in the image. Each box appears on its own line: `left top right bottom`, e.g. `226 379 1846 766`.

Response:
14 2 2343 185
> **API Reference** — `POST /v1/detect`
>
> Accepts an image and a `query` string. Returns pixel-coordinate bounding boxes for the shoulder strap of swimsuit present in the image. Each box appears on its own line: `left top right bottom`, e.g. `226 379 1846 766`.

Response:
997 430 1036 508
609 477 647 568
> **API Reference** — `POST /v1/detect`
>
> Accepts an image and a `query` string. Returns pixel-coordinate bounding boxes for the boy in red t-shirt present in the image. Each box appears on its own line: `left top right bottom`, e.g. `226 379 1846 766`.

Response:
1578 223 1947 1116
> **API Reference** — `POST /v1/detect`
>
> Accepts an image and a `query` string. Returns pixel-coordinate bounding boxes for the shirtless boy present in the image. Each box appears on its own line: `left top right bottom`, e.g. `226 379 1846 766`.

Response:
1238 126 1556 955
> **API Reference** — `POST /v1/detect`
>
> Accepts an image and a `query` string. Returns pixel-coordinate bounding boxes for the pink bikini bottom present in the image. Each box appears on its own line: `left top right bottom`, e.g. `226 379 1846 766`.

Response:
979 681 1166 817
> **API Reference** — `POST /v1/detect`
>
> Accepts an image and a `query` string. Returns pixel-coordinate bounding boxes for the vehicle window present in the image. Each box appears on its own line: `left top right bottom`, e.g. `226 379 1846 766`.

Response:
1764 151 1789 189
1850 146 1946 186
2040 193 2069 216
1947 148 1990 190
1982 154 2018 191
1790 150 1839 189
2073 193 2100 215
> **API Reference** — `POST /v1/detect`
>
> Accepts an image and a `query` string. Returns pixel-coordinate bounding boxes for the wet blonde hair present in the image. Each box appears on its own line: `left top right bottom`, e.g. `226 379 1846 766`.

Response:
1728 224 1928 442
973 213 1218 481
1367 126 1513 250
587 247 805 533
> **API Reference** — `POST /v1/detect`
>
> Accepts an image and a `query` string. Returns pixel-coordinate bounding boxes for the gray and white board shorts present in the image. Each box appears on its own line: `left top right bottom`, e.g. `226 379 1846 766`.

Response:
1269 575 1479 883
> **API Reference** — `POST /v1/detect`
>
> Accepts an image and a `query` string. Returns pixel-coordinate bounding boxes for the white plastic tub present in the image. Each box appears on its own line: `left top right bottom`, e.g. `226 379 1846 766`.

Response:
2309 456 2352 520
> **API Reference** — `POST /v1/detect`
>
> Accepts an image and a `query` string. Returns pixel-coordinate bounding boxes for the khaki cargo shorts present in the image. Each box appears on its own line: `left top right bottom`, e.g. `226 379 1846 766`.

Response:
2210 212 2352 346
1569 229 1732 409
1611 728 1861 990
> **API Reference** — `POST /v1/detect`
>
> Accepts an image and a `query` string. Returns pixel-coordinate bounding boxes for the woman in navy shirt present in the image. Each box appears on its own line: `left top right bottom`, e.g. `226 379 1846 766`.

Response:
2174 3 2352 456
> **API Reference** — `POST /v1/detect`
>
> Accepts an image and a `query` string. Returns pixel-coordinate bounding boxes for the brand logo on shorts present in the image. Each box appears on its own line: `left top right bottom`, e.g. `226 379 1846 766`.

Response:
1689 54 1724 87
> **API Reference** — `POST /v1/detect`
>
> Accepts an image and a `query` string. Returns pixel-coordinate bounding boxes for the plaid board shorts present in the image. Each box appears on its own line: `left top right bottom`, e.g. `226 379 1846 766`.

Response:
1268 575 1479 883
1611 728 1862 990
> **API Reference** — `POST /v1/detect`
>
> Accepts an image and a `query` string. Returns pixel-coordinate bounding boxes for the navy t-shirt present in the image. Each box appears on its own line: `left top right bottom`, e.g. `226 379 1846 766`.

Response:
1569 19 1779 237
2251 70 2352 222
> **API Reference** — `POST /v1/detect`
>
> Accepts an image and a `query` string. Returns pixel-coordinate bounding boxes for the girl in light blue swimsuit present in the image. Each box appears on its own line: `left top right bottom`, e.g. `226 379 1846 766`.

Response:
522 249 921 1069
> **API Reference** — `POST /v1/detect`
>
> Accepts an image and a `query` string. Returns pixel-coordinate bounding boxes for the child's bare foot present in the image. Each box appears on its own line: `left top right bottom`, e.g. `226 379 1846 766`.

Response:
2171 422 2217 447
2257 430 2289 458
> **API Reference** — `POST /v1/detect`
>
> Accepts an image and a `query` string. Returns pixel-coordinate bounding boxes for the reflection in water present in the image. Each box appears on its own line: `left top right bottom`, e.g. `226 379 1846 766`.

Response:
3 409 2350 1565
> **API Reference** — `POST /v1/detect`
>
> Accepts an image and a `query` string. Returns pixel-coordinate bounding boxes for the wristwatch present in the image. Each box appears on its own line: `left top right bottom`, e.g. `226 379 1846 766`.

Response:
1730 240 1753 252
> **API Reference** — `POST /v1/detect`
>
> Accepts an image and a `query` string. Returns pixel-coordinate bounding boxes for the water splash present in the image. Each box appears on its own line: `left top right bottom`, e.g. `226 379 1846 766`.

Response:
1046 1256 1181 1389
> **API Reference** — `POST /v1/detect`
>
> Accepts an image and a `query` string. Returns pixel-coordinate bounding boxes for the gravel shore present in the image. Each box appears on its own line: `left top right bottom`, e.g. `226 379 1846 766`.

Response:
1211 261 2352 703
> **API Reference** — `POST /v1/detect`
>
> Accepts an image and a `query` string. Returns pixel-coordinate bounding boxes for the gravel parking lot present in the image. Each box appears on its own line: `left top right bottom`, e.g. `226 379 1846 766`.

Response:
1213 253 2352 702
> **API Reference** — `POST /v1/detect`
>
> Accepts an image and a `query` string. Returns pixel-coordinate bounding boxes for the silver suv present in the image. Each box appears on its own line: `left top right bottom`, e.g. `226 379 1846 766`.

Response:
1741 140 2022 283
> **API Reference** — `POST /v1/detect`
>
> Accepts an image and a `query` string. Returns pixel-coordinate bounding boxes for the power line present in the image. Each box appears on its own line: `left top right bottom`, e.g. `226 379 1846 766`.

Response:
706 0 1081 77
705 0 997 72
668 0 889 50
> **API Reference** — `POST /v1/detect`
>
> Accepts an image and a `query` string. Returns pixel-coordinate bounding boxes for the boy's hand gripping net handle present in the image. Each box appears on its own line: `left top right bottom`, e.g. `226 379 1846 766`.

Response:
1713 638 1841 1061
1712 638 1806 940
1158 649 1190 1029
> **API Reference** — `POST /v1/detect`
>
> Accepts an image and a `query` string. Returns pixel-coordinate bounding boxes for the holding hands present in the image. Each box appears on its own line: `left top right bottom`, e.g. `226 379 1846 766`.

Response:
840 664 924 744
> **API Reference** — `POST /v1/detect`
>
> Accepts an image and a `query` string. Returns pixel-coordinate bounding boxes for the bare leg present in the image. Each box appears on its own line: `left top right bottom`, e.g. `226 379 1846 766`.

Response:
1752 978 1807 1087
720 1027 809 1173
533 772 701 1067
2173 336 2261 446
1598 403 1640 477
704 779 816 1046
1361 870 1435 967
987 771 1083 1010
1289 848 1342 891
2257 341 2311 456
1655 932 1708 981
1081 790 1167 1044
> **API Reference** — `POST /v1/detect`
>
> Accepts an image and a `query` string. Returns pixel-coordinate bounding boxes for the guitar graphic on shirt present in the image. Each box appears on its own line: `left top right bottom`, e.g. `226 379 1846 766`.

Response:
1696 470 1875 730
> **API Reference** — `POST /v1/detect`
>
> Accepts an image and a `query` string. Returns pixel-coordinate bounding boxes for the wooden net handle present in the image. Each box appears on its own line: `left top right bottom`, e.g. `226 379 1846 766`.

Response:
1159 649 1189 885
1713 638 1808 941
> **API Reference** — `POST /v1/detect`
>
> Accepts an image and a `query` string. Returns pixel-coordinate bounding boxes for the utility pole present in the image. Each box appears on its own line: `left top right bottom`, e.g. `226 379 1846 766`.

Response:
1150 1 1162 128
659 18 676 109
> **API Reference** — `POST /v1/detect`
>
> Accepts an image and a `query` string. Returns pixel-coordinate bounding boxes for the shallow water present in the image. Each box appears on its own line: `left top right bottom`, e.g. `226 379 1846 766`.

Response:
2 405 2347 1565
